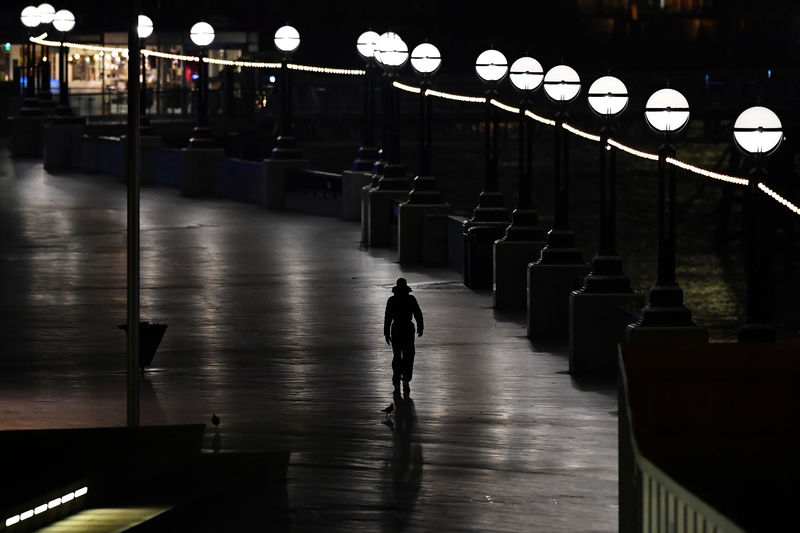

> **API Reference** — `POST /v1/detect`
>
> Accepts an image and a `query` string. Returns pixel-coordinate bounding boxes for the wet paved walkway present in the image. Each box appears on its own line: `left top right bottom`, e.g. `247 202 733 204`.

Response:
0 147 617 532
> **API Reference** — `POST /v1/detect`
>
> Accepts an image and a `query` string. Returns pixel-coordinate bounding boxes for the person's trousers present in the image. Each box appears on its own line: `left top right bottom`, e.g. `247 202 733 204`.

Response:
391 338 416 385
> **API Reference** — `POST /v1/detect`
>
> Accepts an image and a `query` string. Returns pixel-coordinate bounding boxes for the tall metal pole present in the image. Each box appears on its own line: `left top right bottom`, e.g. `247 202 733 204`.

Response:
656 143 676 286
127 0 141 428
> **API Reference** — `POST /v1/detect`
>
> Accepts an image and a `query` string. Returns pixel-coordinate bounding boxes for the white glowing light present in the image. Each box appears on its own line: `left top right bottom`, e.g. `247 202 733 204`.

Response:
20 510 34 521
563 123 602 142
410 42 441 75
543 64 581 103
137 15 154 39
274 25 300 53
733 106 782 156
525 110 557 126
374 32 408 69
34 504 48 515
475 49 507 83
393 80 421 94
189 21 214 47
509 57 543 92
608 138 659 161
37 4 55 25
5 515 20 527
666 157 749 186
759 182 800 215
587 75 628 117
48 497 62 509
61 492 75 503
426 88 485 103
75 487 88 498
73 53 79 60
21 6 41 28
357 30 380 60
490 98 519 113
645 88 690 133
52 9 75 33
287 63 363 75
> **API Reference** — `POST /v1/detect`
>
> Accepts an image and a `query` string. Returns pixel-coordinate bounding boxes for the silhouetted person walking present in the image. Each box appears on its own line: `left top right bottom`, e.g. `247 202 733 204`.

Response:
384 278 423 396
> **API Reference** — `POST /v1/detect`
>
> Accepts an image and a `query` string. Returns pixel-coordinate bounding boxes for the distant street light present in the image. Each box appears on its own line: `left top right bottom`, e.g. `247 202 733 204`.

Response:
537 64 583 264
36 3 55 103
137 14 153 120
631 88 697 329
733 105 783 342
353 30 380 171
373 31 408 164
271 25 302 159
20 5 41 103
188 21 215 147
579 75 632 292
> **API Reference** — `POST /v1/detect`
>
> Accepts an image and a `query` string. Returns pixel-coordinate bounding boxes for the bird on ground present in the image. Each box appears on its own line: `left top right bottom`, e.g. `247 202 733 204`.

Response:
211 414 220 427
381 403 394 415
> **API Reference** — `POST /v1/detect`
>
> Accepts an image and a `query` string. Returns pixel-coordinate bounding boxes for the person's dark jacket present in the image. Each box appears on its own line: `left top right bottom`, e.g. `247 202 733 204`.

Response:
384 294 424 340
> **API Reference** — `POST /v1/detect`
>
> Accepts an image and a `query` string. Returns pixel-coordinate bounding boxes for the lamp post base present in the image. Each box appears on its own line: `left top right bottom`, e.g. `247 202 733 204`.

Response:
536 229 584 265
500 208 545 242
271 135 301 160
628 283 699 329
406 175 444 205
579 254 633 293
188 126 216 148
737 323 777 343
352 146 378 171
465 191 509 226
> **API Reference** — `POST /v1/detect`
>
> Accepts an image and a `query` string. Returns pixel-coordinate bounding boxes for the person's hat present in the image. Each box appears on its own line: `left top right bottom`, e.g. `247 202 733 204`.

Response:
391 277 412 294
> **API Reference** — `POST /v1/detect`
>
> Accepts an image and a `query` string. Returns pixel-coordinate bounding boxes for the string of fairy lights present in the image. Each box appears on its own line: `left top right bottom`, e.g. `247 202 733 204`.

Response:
29 33 799 217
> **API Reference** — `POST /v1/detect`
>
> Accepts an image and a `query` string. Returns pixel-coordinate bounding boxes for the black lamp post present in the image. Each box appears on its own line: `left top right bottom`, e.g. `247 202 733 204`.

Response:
20 5 41 109
537 64 583 264
36 3 55 105
631 88 697 329
188 20 214 147
271 24 301 159
733 105 783 342
468 48 509 225
52 8 77 119
137 15 153 116
353 30 380 170
503 56 545 241
409 42 440 176
579 75 632 292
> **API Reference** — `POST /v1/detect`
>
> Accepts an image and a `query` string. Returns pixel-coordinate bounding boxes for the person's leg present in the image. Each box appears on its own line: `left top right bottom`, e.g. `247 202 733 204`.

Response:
402 341 416 394
391 342 402 390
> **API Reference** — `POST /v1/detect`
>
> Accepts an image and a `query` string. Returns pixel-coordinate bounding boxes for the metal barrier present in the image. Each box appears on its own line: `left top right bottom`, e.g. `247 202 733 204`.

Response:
618 342 800 533
285 168 342 197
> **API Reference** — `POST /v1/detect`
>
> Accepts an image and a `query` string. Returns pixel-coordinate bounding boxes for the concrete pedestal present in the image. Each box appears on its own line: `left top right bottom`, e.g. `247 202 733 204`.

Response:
181 147 226 197
367 189 411 247
447 216 468 274
74 135 97 174
494 240 545 310
140 135 163 185
464 223 509 290
10 116 49 158
625 324 709 344
569 291 645 375
360 183 376 244
397 203 452 264
422 215 449 266
527 263 590 338
260 158 310 209
43 123 83 171
342 171 372 221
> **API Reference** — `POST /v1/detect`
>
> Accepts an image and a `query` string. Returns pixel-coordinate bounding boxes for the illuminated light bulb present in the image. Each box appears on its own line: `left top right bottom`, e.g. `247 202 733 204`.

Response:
75 487 88 498
37 3 55 24
34 504 48 515
138 14 154 39
48 498 61 509
733 105 782 156
20 510 34 521
587 75 628 117
52 9 75 33
509 56 543 92
410 42 441 76
644 88 690 133
475 49 507 83
190 21 214 47
356 30 380 60
543 64 581 103
274 25 300 53
20 6 41 28
374 32 408 69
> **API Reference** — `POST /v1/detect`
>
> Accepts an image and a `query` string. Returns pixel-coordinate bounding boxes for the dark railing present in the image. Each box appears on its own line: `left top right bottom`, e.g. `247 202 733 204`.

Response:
285 168 342 198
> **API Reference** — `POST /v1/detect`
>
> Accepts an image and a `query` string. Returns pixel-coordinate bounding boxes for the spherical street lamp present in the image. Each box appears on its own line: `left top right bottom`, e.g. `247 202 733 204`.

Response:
462 48 509 289
20 6 41 102
538 64 583 265
50 9 75 115
410 42 441 177
188 21 215 147
372 32 408 167
631 87 698 331
52 9 75 32
271 25 301 159
733 106 783 342
503 56 545 242
137 15 154 118
579 75 632 294
37 3 55 24
36 4 56 102
353 30 381 171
